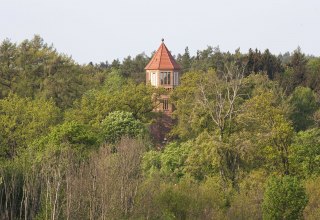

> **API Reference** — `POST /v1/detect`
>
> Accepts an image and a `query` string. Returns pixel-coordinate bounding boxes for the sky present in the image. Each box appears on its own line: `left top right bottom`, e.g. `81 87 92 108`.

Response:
1 0 320 64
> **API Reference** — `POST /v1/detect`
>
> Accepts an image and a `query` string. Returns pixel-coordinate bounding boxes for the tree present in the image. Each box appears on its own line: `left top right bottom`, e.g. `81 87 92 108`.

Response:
0 39 18 98
291 128 320 177
142 132 220 181
261 49 283 80
263 176 308 220
171 71 205 140
196 65 245 186
238 90 294 175
306 57 320 93
101 111 146 144
33 121 99 155
228 170 266 219
172 64 245 187
289 48 308 86
190 46 229 72
66 138 145 219
134 175 229 219
119 53 150 83
246 48 263 76
289 86 318 131
282 48 308 93
304 177 320 219
158 141 191 179
0 94 60 159
177 47 192 73
65 72 156 127
246 49 283 79
196 65 244 141
0 36 102 109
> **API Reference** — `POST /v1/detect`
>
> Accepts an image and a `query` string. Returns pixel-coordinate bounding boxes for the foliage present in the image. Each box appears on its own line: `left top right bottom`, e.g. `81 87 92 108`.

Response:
171 71 205 139
304 177 320 219
290 128 320 177
262 176 308 220
306 58 320 93
2 36 320 219
289 86 318 131
65 72 156 127
118 53 150 83
246 48 283 79
228 170 266 219
237 89 294 175
32 121 99 158
176 47 192 73
101 111 146 144
0 94 60 159
134 175 229 219
279 48 308 94
159 142 191 179
0 36 102 108
142 132 220 181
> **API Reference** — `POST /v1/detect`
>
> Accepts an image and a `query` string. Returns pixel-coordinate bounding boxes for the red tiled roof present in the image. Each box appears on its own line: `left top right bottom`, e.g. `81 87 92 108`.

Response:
145 42 181 70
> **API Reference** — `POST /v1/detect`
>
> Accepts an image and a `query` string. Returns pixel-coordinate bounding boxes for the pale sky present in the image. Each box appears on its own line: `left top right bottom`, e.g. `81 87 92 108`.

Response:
1 0 320 64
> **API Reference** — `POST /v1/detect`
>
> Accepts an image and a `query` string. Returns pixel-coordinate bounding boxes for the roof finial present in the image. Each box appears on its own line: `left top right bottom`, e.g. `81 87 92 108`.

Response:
161 38 164 43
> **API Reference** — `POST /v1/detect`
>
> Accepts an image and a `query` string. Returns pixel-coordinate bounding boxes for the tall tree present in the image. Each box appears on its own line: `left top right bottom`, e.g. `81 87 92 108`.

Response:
0 39 18 98
178 47 192 73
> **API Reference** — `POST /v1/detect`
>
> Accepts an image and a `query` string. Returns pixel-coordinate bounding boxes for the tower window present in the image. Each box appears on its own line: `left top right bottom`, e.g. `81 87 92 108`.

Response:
173 72 179 85
160 72 171 85
151 72 157 86
163 99 169 110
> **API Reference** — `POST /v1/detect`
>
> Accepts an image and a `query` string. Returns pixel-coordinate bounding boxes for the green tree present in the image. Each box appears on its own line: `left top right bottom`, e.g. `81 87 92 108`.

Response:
0 39 18 98
289 86 318 131
34 121 99 153
134 175 229 219
119 53 150 83
228 170 266 219
289 48 308 88
0 36 102 108
246 49 283 79
263 176 308 220
0 94 60 159
101 111 146 144
304 177 320 219
290 128 320 177
142 132 220 181
238 90 294 175
172 65 246 187
65 73 156 127
306 58 320 93
261 49 283 80
159 142 191 179
171 71 205 140
177 47 192 73
280 48 308 93
184 132 220 180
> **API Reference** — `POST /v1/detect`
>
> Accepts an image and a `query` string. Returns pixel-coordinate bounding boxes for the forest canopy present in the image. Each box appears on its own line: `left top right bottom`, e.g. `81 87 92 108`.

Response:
1 36 320 219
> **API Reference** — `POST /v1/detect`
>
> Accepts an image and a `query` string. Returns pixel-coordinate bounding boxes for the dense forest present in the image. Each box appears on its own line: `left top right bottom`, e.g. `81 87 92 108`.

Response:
1 35 320 219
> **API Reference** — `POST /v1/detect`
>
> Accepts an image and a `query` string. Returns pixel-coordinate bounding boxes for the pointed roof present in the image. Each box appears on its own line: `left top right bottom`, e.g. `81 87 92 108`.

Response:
145 40 181 70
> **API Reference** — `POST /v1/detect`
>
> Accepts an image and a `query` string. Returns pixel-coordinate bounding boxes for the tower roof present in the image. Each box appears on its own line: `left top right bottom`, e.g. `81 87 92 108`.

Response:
145 40 181 70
